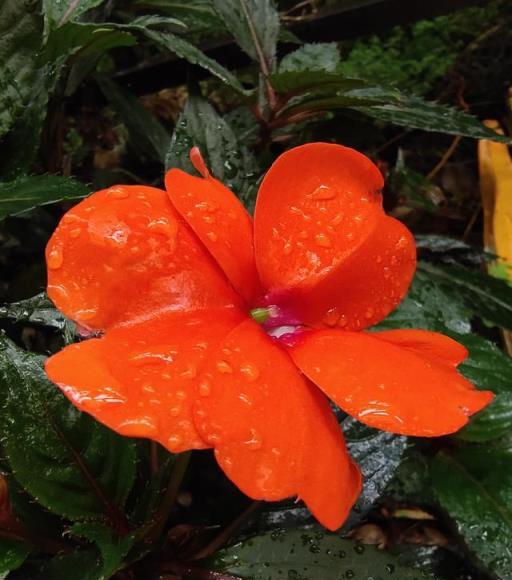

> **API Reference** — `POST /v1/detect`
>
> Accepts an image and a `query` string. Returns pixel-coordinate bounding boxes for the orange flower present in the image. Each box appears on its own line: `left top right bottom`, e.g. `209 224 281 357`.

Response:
45 143 493 530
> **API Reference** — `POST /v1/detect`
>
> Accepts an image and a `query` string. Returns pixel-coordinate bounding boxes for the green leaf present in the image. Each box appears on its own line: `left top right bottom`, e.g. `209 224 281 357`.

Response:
141 29 250 96
456 335 512 442
0 293 67 330
213 528 437 579
344 418 407 521
166 95 259 203
34 550 103 580
42 22 137 65
376 268 473 334
70 522 136 578
42 0 106 29
355 94 511 142
0 175 91 221
278 43 340 73
0 0 43 139
98 77 170 164
270 70 366 95
432 441 512 579
417 262 512 331
0 539 31 576
212 0 279 68
0 336 136 521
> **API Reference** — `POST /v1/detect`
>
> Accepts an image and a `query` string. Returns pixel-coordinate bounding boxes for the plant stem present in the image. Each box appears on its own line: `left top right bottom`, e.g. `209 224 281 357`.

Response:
147 452 191 543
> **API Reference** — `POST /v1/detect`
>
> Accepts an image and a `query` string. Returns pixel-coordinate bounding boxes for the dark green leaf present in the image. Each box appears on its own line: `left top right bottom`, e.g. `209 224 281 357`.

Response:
432 441 512 579
42 0 105 29
98 77 170 164
376 268 473 334
0 60 64 179
278 43 340 73
42 22 136 65
70 522 136 578
166 95 259 203
270 70 366 95
417 262 512 330
0 0 43 139
0 175 90 221
0 293 67 330
34 550 103 580
213 528 437 579
0 539 31 576
141 29 250 96
344 418 407 522
212 0 279 69
456 335 512 442
0 336 136 521
355 95 511 142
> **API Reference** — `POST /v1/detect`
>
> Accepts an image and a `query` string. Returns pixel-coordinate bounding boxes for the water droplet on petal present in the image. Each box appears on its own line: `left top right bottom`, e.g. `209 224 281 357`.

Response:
168 434 183 447
364 307 374 319
170 406 181 417
315 233 332 248
283 241 293 255
199 380 211 396
107 186 129 199
307 185 336 200
245 428 262 450
180 364 197 379
240 363 260 381
323 307 341 327
47 244 64 269
206 231 218 242
69 228 81 239
216 360 233 374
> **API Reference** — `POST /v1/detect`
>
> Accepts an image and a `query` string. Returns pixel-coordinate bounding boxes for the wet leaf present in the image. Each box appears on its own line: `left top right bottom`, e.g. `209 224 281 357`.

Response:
212 0 280 69
0 336 136 521
69 522 136 578
0 175 90 221
166 95 259 202
417 262 512 330
212 528 438 579
376 268 473 334
0 0 42 139
355 95 511 141
278 43 340 74
432 440 512 579
0 293 67 330
456 334 512 442
141 29 250 96
33 549 103 580
98 77 171 164
42 0 105 29
0 539 31 576
344 418 407 523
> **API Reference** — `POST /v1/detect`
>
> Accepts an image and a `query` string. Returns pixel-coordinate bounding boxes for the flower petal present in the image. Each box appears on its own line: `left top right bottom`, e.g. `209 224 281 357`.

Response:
289 329 494 437
254 143 416 330
46 185 240 331
193 318 360 530
45 309 243 453
165 167 262 304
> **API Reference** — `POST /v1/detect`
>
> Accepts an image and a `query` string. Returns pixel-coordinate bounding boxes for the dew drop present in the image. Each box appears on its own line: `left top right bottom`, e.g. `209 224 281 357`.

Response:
206 231 218 242
315 233 332 248
245 428 262 450
364 307 374 319
170 406 181 417
199 381 211 397
180 364 197 379
307 185 336 200
107 186 129 199
216 360 233 374
240 363 260 381
168 434 183 447
69 227 81 239
283 241 293 255
323 307 341 327
239 393 253 406
47 245 64 269
176 390 186 400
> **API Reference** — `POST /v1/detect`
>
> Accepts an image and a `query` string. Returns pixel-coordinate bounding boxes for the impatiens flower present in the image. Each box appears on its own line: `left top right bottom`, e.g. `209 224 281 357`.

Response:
44 143 493 530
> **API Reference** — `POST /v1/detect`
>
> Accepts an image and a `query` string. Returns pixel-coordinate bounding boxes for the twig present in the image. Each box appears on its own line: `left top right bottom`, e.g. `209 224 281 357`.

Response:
193 501 262 560
146 452 191 543
426 135 462 181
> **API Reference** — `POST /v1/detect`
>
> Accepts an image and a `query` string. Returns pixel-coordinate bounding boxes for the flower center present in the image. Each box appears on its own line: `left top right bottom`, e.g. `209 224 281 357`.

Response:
249 306 304 346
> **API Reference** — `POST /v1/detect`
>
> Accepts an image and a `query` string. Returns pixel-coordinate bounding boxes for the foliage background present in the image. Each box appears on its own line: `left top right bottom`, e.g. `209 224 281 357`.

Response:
1 0 512 578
